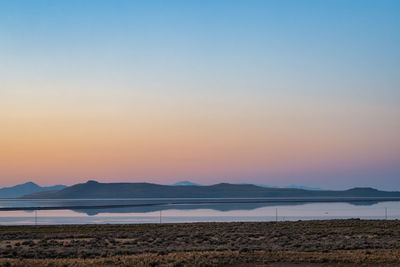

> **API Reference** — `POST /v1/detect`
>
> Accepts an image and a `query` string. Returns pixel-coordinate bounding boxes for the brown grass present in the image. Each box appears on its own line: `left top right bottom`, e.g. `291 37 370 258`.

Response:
1 249 400 266
0 219 400 266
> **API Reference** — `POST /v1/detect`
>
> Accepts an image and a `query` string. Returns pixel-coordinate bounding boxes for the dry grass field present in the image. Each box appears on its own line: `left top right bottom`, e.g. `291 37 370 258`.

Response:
1 219 400 266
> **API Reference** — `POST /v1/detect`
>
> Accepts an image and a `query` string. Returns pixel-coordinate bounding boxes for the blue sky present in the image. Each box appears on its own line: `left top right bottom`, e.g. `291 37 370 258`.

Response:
0 0 399 189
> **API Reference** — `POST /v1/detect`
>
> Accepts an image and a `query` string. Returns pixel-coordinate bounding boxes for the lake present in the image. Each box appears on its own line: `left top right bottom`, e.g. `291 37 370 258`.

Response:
0 199 399 225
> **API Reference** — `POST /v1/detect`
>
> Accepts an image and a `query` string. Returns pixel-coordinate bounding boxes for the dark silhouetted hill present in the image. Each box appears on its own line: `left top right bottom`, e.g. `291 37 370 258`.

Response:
23 181 400 199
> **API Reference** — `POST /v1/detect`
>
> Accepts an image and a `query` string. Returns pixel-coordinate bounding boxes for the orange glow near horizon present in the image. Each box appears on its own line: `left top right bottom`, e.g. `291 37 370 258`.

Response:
1 90 399 187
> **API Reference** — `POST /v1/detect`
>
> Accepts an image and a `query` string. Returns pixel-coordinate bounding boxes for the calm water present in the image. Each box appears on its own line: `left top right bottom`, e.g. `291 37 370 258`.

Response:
0 199 399 225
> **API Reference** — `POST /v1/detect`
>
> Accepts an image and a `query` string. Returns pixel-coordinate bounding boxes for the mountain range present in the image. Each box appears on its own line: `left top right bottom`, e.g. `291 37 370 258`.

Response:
21 180 400 199
237 183 322 191
0 182 67 198
172 181 322 190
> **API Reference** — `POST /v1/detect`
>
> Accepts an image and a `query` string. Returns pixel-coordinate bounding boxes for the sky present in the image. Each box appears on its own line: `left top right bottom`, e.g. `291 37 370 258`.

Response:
0 0 399 190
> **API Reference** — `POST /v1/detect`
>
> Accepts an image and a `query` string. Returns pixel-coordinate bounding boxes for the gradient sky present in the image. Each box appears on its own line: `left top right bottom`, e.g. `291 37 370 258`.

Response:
1 0 399 189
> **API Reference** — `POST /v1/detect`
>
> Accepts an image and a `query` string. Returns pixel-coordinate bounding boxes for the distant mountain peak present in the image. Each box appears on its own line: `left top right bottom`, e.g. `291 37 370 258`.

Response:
172 181 200 186
9 182 41 190
286 185 322 191
23 181 38 186
0 182 67 198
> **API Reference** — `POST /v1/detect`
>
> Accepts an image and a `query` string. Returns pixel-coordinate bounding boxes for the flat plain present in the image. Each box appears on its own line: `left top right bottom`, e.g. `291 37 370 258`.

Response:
1 219 400 266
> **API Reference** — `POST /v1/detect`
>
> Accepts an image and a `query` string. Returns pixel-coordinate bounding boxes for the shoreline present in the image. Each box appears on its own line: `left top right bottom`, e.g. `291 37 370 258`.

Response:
2 197 400 211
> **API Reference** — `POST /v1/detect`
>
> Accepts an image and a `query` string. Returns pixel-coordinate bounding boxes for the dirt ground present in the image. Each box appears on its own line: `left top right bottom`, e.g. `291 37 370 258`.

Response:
0 219 400 266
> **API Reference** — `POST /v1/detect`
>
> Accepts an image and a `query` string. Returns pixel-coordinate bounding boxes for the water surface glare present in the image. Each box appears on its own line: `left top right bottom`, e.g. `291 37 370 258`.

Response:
0 200 399 225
